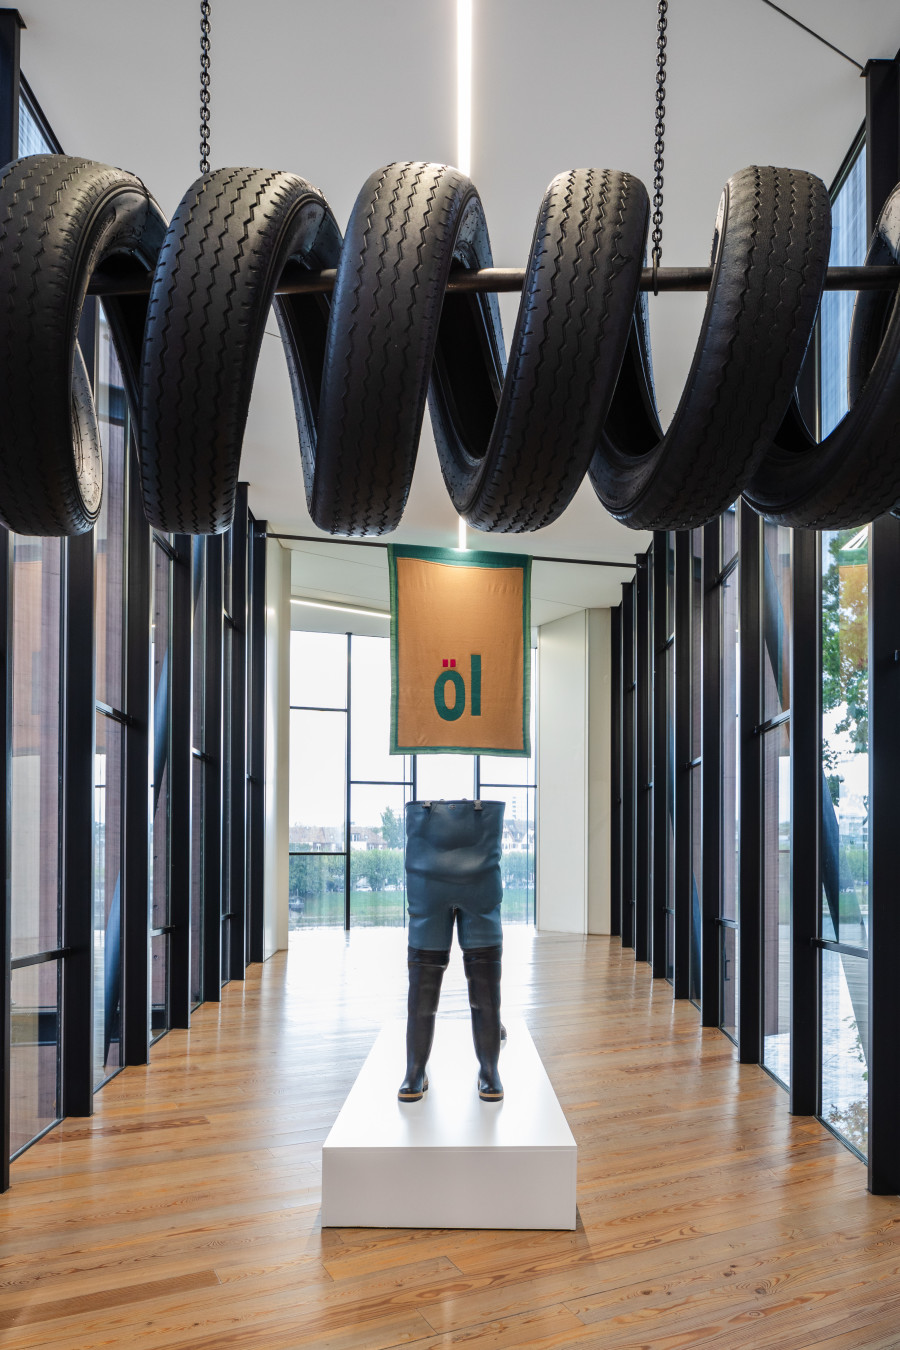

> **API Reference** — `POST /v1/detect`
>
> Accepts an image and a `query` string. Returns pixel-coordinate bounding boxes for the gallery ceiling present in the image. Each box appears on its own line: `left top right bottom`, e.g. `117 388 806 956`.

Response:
16 0 900 619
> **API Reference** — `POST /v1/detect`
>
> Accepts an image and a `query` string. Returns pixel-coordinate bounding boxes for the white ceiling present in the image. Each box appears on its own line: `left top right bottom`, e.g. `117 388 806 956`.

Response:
17 0 900 621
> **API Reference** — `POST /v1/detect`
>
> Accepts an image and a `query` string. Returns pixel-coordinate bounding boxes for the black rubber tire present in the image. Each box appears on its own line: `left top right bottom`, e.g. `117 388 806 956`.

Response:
0 154 166 535
433 169 648 532
744 184 900 528
311 161 493 534
312 163 647 534
139 168 342 534
588 166 831 530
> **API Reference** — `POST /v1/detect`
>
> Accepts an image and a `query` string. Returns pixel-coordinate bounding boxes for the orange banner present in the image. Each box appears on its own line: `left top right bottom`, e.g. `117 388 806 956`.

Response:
388 546 531 755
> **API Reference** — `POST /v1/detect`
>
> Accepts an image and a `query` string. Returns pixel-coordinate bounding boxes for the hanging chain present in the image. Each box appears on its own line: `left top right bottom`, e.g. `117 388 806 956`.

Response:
651 0 668 294
200 0 211 175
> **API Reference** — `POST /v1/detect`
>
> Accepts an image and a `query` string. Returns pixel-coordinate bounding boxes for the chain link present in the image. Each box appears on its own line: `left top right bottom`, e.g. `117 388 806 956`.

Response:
200 0 211 176
651 0 668 291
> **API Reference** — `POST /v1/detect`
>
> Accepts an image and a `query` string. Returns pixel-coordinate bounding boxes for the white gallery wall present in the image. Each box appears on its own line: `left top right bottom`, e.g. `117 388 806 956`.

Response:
536 609 611 935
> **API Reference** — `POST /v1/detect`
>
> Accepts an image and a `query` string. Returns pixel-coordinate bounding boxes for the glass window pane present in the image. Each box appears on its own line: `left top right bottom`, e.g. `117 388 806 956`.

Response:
94 306 127 712
665 640 675 984
821 949 868 1157
821 528 868 949
720 925 738 1041
415 754 476 801
762 722 791 1086
10 962 60 1157
721 503 737 564
763 522 791 720
289 855 346 928
350 634 409 782
349 784 409 927
192 539 206 751
290 709 346 851
94 714 124 1088
820 147 867 438
483 784 535 925
11 537 62 960
291 631 347 708
151 933 168 1041
720 566 740 925
150 543 172 931
665 533 675 636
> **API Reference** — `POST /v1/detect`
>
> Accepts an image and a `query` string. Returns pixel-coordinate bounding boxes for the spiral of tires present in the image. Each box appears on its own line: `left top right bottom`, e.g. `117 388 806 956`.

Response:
0 154 166 534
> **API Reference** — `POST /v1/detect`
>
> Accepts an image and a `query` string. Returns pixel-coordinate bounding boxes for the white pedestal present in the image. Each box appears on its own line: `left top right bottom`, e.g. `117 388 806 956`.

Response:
322 1016 577 1229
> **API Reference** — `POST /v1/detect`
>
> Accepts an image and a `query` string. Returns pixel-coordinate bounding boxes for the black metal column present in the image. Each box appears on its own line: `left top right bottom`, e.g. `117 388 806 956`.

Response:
167 536 193 1029
60 528 96 1114
0 10 23 172
789 526 818 1115
621 582 635 950
247 518 267 965
700 521 721 1026
673 532 691 998
228 487 248 978
123 447 150 1065
737 501 762 1063
610 604 622 940
202 535 223 1001
651 536 668 977
861 50 900 1194
634 554 650 963
0 3 23 1192
867 515 900 1193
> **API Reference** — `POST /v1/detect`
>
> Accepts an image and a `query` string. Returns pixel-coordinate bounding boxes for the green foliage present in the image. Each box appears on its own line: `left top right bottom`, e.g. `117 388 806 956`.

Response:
380 806 404 849
501 850 533 889
350 848 404 892
821 530 868 754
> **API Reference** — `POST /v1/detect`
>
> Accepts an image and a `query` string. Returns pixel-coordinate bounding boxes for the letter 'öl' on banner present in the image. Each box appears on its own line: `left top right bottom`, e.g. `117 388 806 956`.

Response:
387 545 531 755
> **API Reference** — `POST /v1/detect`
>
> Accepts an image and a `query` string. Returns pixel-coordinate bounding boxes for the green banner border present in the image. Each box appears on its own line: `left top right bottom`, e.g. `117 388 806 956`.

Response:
388 544 532 757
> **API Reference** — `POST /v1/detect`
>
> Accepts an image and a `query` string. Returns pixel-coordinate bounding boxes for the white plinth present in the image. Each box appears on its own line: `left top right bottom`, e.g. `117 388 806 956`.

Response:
322 1016 577 1229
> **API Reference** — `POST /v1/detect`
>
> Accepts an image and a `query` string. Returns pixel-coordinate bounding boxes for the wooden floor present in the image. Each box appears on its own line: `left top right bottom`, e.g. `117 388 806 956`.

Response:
2 928 899 1349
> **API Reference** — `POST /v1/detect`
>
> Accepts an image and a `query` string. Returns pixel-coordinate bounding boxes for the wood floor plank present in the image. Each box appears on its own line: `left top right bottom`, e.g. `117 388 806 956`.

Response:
1 928 898 1349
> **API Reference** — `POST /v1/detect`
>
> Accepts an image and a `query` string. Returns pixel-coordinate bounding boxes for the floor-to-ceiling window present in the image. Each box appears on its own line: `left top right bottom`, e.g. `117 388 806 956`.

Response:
816 139 869 1159
819 525 869 1155
289 630 536 931
92 307 127 1088
149 532 174 1039
761 522 792 1085
9 536 63 1157
718 506 739 1039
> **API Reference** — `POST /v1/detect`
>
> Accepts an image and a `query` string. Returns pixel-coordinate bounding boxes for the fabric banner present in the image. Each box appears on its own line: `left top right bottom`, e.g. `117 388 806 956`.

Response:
388 545 531 756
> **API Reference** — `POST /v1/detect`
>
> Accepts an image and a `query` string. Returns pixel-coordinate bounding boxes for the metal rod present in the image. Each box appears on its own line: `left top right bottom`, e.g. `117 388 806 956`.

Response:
266 532 636 568
86 263 900 299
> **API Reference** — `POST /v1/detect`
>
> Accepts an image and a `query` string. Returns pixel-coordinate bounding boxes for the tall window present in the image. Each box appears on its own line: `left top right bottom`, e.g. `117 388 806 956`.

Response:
718 507 739 1040
92 307 127 1087
761 522 792 1085
149 534 174 1038
289 631 536 930
664 535 675 983
820 526 869 1155
9 537 63 1156
817 140 869 1157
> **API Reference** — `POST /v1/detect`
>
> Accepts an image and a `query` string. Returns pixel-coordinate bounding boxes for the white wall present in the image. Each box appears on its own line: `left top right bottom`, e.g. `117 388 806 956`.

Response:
536 608 611 936
537 611 588 934
587 610 612 935
263 538 291 958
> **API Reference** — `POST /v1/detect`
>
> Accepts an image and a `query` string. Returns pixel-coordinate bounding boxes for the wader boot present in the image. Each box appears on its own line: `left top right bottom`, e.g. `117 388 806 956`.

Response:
397 948 450 1102
463 944 504 1101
